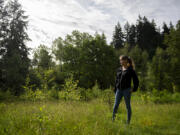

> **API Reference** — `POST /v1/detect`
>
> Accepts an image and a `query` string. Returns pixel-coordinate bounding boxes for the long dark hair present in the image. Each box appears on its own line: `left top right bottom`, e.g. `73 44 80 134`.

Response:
119 55 135 70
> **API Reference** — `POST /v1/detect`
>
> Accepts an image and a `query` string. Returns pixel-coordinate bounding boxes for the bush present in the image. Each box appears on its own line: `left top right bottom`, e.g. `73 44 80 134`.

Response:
140 91 151 103
0 90 14 101
150 89 172 103
140 88 180 104
91 81 102 98
58 74 80 101
48 88 59 99
101 88 114 111
172 92 180 102
78 87 89 101
20 88 47 101
21 76 47 101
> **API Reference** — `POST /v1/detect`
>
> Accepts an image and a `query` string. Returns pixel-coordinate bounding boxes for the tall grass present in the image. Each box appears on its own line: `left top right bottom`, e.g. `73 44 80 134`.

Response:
0 93 180 135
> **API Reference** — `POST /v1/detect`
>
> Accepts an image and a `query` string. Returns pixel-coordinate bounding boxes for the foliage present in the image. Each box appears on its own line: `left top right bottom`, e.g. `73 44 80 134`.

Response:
139 89 180 104
0 90 14 101
32 45 54 70
0 0 30 95
101 87 115 111
0 96 180 135
21 76 46 101
111 22 124 49
164 21 180 92
53 31 118 90
129 45 149 91
149 47 172 91
59 74 80 101
0 2 180 97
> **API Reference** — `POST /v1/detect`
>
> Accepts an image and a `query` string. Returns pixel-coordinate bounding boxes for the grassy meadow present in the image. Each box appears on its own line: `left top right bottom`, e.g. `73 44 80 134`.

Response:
1 1 180 135
0 92 180 135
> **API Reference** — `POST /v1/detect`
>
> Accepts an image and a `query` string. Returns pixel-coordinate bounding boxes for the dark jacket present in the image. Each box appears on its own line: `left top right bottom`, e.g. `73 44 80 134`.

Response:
114 66 139 93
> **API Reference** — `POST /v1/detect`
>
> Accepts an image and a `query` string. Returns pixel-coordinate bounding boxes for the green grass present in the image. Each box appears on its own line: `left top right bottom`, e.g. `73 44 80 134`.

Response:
0 94 180 135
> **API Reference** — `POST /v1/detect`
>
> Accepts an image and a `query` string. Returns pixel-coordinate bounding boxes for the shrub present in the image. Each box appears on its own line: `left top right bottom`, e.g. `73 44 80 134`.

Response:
0 90 13 101
58 74 80 101
150 89 171 103
91 81 102 98
48 89 59 100
101 88 114 111
144 88 180 104
172 92 180 102
140 91 151 103
21 76 47 101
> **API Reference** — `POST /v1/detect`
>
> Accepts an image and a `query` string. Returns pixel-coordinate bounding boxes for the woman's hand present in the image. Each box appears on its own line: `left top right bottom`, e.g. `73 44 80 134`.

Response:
130 89 133 93
112 87 116 94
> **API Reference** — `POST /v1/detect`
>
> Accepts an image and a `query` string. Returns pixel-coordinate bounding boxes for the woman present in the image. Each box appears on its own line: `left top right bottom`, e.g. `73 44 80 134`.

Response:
112 55 139 124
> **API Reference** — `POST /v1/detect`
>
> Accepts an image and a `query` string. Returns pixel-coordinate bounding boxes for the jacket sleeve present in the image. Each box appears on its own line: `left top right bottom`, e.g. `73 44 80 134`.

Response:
131 69 139 92
114 68 119 94
114 75 118 94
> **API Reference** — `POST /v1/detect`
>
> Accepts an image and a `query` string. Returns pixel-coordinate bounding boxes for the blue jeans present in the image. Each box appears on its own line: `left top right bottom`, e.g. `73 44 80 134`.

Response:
112 87 132 123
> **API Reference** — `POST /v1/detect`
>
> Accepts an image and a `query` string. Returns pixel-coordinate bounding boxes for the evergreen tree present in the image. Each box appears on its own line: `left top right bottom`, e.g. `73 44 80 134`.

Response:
162 22 170 35
160 22 170 49
136 16 161 60
128 24 137 49
129 46 149 91
124 21 130 43
111 22 124 49
164 20 180 92
149 47 172 91
0 0 6 89
169 21 174 30
0 0 30 95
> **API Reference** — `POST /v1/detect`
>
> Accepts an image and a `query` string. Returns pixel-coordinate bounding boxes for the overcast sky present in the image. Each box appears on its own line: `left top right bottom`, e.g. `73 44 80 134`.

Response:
18 0 180 49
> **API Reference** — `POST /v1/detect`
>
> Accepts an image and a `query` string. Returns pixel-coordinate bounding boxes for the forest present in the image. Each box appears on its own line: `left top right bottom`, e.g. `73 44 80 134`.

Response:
0 0 180 135
1 0 180 96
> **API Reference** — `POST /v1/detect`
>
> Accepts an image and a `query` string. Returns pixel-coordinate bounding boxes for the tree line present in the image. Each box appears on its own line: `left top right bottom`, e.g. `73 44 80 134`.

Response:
0 0 180 96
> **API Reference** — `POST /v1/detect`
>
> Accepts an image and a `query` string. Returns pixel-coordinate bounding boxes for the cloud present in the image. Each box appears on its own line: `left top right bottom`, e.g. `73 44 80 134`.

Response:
91 0 180 25
18 0 180 52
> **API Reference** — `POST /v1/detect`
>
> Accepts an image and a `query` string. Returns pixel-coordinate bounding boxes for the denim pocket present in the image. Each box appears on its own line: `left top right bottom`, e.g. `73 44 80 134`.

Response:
123 87 131 91
125 87 131 93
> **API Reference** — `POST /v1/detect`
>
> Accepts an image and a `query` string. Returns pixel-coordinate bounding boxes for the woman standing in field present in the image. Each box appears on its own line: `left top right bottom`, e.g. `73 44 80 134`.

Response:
112 55 139 124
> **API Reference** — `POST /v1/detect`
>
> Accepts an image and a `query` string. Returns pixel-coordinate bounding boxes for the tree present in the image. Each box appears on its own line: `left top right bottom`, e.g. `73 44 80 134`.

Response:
32 45 53 70
160 22 170 49
0 0 6 89
0 0 30 95
129 45 149 91
164 20 180 92
53 31 118 89
52 31 94 73
128 24 137 48
162 22 170 35
136 16 161 60
111 22 124 49
169 21 174 30
64 30 93 47
79 33 118 89
52 37 64 72
124 21 130 43
149 47 172 91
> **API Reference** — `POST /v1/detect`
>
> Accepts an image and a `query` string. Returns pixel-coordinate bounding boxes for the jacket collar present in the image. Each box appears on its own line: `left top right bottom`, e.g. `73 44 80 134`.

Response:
119 66 133 71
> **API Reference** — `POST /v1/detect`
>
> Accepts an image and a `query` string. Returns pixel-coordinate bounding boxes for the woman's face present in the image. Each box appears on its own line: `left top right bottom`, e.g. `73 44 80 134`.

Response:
120 57 128 66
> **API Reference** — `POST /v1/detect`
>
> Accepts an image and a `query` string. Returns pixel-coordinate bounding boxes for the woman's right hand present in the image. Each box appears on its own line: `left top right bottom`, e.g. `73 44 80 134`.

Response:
130 89 133 93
